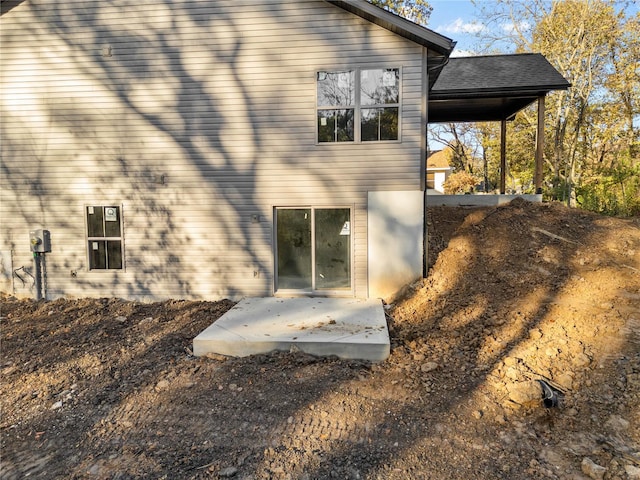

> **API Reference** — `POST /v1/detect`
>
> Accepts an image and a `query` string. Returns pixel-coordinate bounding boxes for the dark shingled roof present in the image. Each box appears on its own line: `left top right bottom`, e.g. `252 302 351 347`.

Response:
429 53 570 123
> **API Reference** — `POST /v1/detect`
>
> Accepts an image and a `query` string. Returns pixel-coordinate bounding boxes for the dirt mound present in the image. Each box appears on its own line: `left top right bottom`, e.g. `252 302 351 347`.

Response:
1 200 639 479
391 200 640 477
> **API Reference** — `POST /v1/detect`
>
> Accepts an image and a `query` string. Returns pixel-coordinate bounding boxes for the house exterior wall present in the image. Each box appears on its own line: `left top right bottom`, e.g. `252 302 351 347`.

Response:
368 190 424 300
1 0 426 301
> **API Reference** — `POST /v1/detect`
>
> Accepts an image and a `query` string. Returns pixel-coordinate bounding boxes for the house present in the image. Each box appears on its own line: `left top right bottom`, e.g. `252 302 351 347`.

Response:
426 148 454 194
0 0 568 302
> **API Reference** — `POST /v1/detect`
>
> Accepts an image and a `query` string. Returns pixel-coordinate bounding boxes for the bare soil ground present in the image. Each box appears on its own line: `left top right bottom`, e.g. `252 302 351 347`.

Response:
2 199 639 480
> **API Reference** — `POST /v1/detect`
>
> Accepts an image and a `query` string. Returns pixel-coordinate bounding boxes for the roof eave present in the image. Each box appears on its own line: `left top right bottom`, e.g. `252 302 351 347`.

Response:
325 0 456 56
430 84 571 100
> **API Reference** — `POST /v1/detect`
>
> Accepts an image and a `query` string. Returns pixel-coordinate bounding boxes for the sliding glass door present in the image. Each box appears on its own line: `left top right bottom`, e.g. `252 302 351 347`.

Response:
276 207 351 294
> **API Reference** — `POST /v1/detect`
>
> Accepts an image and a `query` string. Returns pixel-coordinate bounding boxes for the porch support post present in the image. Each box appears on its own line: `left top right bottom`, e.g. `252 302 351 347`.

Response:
535 95 546 194
500 119 507 194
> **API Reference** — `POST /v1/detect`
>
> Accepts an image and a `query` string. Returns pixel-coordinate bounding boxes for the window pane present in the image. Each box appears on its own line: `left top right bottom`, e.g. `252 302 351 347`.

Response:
277 209 312 290
379 107 399 140
361 69 399 106
315 209 350 289
87 206 104 237
361 107 398 141
89 241 106 269
107 241 123 269
103 206 121 237
318 109 354 143
317 71 355 107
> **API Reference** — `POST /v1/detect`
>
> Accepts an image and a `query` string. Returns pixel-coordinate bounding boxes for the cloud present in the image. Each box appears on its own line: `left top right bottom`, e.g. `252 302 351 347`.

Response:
450 48 480 58
437 18 486 35
501 21 531 34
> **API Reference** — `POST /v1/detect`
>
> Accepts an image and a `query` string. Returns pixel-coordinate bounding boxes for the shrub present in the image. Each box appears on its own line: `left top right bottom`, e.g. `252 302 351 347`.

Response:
443 171 480 194
575 163 640 217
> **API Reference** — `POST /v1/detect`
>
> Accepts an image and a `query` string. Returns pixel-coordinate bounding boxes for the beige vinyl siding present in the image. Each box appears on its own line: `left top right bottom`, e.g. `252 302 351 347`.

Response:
1 0 426 301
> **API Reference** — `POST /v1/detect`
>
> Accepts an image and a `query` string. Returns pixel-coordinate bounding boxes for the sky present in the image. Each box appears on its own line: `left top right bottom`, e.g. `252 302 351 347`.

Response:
428 0 487 56
425 0 639 150
427 1 640 57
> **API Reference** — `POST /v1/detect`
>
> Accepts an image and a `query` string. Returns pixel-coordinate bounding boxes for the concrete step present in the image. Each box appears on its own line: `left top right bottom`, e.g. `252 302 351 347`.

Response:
193 297 390 362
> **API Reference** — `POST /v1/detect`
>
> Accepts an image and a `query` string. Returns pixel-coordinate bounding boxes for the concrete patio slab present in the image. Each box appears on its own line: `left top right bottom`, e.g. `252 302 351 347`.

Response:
193 297 390 362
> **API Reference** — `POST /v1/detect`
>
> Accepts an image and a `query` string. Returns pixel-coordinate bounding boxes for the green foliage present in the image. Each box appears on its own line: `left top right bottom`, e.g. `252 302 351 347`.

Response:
575 163 640 217
367 0 432 25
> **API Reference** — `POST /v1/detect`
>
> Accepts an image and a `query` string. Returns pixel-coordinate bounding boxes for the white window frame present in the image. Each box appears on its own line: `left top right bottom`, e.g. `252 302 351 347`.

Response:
316 66 402 144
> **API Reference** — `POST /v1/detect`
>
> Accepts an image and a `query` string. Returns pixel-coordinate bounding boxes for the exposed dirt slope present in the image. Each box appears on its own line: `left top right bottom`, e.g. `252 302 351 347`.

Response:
2 199 639 480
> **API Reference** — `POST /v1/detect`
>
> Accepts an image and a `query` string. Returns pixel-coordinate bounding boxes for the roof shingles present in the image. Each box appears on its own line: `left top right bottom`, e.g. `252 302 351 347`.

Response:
431 53 570 97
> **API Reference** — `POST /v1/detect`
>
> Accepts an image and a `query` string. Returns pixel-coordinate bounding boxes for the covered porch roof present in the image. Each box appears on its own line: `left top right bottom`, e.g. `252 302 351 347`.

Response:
427 53 570 194
428 53 570 123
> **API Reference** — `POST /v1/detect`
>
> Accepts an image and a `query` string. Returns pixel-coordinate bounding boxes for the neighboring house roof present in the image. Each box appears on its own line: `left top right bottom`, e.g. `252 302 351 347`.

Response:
426 149 453 170
326 0 456 87
429 53 571 122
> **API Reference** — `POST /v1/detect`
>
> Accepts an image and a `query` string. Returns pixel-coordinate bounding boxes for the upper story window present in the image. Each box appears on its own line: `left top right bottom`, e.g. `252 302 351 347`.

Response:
317 68 400 143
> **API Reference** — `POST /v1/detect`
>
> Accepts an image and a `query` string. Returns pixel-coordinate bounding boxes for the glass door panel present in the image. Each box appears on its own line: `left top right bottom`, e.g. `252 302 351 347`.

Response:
276 207 352 294
276 209 312 290
315 208 351 289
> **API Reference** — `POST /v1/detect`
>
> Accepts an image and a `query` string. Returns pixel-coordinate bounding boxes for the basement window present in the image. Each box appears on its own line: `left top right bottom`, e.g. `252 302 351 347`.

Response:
317 67 400 143
86 206 123 270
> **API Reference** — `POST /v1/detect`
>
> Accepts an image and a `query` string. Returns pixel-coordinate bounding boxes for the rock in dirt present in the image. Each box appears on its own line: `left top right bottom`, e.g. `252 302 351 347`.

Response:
155 380 170 392
626 465 640 480
529 329 543 340
507 380 541 406
555 372 574 390
581 457 607 480
218 466 238 477
420 362 438 373
604 414 630 432
574 352 591 367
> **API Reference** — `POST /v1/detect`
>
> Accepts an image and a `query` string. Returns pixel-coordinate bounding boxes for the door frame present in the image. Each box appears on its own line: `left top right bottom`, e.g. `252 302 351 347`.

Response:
274 206 354 297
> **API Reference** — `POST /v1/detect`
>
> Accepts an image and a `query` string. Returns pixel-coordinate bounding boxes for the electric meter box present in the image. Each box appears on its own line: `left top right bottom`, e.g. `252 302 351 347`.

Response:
29 229 51 253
